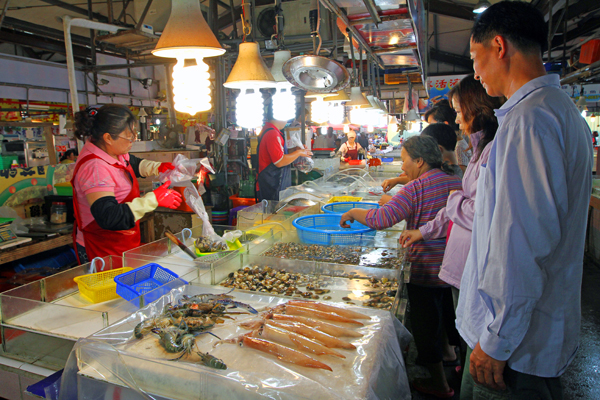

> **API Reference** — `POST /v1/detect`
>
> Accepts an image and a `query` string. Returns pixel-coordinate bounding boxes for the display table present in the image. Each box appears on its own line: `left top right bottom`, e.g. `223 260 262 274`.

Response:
60 284 412 400
0 234 72 266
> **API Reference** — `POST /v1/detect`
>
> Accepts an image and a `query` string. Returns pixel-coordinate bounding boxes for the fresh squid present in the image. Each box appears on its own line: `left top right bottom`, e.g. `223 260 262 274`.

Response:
287 300 370 320
268 320 356 350
274 304 364 326
247 321 345 358
271 314 363 338
218 334 333 371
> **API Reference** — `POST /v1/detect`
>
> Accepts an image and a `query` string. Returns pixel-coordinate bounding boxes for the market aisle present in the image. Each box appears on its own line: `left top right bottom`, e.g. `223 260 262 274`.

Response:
410 260 600 400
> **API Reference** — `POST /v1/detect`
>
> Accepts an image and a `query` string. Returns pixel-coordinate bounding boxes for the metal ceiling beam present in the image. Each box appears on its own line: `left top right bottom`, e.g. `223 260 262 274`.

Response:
38 0 109 23
551 16 600 48
362 0 382 25
428 0 474 21
429 48 473 70
216 0 272 30
135 0 154 30
318 0 385 69
0 28 91 59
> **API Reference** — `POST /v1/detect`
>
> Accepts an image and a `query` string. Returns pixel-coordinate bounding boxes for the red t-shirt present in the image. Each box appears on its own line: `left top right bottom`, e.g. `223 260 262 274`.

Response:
258 122 285 172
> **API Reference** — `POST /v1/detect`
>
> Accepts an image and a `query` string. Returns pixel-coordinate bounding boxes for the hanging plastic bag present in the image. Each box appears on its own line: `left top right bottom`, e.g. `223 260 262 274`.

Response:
293 156 314 173
159 154 215 184
183 186 228 250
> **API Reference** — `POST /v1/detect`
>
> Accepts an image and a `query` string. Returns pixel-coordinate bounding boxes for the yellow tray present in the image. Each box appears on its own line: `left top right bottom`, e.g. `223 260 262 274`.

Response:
73 267 132 303
327 196 363 203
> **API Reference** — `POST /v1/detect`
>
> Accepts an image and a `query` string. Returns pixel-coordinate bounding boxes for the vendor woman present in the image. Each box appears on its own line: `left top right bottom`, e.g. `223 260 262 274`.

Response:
71 105 182 263
339 135 462 397
338 130 365 161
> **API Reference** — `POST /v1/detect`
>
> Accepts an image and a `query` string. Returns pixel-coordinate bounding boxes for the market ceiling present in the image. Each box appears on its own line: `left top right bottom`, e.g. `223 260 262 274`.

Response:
0 0 599 81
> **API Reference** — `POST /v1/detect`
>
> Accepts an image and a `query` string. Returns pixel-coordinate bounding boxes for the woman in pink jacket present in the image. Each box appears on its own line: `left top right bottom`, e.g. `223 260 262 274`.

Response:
400 74 503 305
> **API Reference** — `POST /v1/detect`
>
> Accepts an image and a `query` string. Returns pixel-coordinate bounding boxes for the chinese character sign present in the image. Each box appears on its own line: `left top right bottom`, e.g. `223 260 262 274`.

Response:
427 75 468 107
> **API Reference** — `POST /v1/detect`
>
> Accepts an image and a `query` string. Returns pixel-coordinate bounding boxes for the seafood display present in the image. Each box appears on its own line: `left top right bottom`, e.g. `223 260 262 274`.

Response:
130 291 259 369
219 264 399 310
262 242 401 269
217 300 364 371
195 236 228 253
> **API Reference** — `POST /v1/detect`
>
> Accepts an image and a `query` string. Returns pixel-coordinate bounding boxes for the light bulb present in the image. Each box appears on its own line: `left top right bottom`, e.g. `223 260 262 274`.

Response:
156 119 161 125
311 98 329 124
172 58 211 115
367 125 374 133
140 116 146 123
343 124 350 133
236 88 264 129
272 84 296 121
320 126 328 135
328 102 344 125
582 110 587 117
592 114 596 121
350 106 366 126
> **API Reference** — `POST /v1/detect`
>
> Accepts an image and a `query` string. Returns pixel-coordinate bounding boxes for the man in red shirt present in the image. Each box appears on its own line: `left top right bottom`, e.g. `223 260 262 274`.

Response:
257 119 312 201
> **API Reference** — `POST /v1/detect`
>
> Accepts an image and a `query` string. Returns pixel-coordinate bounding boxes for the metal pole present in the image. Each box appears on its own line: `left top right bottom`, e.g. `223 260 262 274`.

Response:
135 0 154 30
166 64 177 125
0 0 10 30
348 30 356 85
126 52 133 106
562 0 568 76
547 0 553 62
106 0 113 23
229 0 237 39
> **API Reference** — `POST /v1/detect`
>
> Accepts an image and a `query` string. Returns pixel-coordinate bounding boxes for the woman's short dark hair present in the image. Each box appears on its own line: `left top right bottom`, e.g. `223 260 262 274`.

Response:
74 104 136 143
60 148 78 162
403 135 454 175
448 74 503 162
424 102 458 131
471 1 547 55
421 123 458 151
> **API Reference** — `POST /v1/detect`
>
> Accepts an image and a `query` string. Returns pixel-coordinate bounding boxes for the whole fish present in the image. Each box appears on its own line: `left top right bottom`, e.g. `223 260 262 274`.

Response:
287 300 370 320
271 314 363 338
281 305 364 326
250 322 345 358
268 320 356 350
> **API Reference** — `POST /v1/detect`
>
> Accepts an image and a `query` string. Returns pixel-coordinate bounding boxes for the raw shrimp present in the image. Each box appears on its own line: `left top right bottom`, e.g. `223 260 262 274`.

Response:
196 351 227 370
268 320 356 350
271 314 363 338
287 300 370 320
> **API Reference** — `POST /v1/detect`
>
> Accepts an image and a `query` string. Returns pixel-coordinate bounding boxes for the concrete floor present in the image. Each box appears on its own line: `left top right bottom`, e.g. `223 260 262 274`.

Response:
409 260 600 399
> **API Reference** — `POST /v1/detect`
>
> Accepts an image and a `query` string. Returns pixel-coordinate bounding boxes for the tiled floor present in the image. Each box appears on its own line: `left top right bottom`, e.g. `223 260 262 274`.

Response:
409 261 600 399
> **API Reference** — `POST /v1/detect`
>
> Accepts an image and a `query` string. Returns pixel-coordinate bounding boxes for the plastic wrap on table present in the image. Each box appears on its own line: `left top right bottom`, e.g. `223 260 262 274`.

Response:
59 285 412 400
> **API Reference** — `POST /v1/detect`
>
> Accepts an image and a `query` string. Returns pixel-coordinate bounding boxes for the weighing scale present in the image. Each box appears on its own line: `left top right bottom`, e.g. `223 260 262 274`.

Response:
0 218 32 250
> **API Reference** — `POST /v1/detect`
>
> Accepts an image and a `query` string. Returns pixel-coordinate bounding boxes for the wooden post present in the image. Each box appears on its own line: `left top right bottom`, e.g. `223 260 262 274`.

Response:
44 126 57 165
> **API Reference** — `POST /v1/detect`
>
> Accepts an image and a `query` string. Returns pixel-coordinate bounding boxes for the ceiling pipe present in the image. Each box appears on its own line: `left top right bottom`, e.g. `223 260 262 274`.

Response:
62 16 120 117
318 0 385 70
362 0 382 25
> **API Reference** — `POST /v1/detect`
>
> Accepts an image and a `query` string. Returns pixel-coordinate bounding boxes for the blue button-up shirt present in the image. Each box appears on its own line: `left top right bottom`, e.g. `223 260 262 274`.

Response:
456 74 593 377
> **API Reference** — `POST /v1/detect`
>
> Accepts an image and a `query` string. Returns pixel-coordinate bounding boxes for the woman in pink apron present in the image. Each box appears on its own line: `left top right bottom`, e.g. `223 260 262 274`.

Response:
71 105 182 264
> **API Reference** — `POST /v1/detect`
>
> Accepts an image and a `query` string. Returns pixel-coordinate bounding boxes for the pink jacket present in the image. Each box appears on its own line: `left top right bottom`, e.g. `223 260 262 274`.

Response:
418 131 491 288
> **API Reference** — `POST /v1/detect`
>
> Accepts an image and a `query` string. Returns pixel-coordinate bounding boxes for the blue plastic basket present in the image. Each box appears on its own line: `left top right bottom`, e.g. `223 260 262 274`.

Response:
292 214 375 246
115 263 184 301
321 201 380 214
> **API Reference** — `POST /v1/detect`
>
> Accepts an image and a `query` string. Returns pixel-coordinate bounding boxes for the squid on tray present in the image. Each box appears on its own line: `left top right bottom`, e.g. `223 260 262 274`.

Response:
269 314 363 338
270 304 365 326
286 300 371 320
217 334 333 371
240 320 346 358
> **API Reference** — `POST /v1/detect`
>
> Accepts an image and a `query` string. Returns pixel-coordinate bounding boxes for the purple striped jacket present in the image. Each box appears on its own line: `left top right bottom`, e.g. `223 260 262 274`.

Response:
365 168 462 286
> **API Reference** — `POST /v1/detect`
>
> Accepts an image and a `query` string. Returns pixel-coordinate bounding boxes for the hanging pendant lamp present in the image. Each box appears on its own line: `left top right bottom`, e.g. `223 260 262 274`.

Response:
151 0 225 115
224 42 277 89
271 50 297 121
346 87 370 107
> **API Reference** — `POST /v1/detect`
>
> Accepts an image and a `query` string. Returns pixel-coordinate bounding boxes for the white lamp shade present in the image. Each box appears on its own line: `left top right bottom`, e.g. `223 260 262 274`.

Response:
224 42 276 89
346 87 370 107
152 0 225 58
271 50 292 83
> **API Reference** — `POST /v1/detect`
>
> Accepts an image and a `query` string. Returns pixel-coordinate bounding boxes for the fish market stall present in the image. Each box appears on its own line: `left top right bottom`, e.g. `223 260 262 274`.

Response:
236 199 321 232
59 284 412 400
0 256 196 369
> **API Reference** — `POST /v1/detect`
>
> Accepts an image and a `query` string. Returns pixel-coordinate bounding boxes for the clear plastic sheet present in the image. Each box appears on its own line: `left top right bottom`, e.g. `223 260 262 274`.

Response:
59 284 412 400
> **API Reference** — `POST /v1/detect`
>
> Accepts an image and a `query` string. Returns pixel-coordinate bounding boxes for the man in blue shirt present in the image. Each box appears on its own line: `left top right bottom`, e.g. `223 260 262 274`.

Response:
456 2 593 399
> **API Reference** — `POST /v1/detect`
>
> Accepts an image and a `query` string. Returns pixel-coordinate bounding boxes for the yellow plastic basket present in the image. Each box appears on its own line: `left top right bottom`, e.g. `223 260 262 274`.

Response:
327 196 363 204
74 267 132 303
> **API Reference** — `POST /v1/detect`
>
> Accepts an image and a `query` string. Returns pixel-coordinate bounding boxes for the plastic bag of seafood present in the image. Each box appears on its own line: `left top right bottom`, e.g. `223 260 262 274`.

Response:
61 285 412 400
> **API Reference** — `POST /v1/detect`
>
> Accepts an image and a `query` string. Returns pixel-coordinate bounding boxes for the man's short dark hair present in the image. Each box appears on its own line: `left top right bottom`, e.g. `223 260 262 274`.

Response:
421 123 458 151
424 102 458 131
471 1 547 55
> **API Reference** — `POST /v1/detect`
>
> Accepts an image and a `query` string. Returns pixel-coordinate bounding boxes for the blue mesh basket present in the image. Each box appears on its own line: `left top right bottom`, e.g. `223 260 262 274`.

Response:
381 157 394 162
321 201 380 214
292 214 375 246
115 263 184 301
